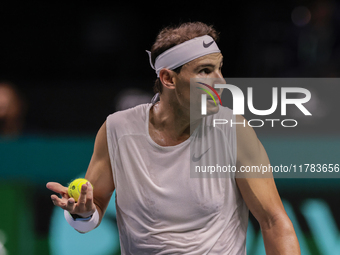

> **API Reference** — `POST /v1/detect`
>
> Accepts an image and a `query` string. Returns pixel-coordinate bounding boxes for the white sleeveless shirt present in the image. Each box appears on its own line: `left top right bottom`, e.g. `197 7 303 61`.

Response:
106 103 248 255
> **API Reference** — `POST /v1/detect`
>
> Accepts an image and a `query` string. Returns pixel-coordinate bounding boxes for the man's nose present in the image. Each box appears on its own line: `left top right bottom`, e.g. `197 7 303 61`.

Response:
212 76 225 94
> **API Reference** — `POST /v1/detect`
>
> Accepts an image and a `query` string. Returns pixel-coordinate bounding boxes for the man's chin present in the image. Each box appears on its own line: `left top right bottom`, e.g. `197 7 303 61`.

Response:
206 104 220 115
189 103 220 120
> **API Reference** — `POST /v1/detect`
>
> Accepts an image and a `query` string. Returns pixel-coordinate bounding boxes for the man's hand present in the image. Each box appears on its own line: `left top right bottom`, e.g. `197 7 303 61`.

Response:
46 181 96 218
46 121 114 229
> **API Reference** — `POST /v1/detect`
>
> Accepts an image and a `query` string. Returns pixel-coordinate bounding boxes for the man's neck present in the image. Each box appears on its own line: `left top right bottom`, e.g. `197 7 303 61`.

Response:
149 99 200 146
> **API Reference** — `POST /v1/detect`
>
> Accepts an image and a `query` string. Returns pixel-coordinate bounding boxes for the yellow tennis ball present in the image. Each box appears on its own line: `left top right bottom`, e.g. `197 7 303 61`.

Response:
68 178 91 202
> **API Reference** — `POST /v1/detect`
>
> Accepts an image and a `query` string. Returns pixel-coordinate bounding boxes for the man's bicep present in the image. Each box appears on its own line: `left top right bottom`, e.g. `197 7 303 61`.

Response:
235 115 286 228
85 121 115 218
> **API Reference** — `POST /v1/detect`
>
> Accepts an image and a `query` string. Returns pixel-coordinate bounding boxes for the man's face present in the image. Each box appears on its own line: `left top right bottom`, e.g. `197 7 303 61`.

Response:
172 52 224 116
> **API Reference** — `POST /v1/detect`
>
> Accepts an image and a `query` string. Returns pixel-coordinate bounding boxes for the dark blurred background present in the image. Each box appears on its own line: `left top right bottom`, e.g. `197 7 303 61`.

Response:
1 1 340 255
1 1 340 135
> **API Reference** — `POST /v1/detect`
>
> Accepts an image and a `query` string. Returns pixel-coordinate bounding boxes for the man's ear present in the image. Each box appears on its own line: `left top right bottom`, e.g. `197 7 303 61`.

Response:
159 69 176 90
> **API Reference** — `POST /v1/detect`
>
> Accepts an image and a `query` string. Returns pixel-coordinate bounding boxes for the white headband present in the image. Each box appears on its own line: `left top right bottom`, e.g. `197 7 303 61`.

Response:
146 35 220 77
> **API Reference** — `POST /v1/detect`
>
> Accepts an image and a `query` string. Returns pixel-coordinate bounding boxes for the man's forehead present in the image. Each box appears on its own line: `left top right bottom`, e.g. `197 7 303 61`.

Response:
186 53 223 67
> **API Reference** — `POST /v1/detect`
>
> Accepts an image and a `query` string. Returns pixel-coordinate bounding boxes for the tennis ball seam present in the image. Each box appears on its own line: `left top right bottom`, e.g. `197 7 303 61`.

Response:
67 178 92 202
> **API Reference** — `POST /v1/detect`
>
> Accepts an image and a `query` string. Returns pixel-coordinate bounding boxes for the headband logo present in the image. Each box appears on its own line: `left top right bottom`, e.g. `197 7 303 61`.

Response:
203 40 214 48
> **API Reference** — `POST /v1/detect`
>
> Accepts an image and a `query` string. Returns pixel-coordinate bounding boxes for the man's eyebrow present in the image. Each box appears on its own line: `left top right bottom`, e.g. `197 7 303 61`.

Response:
194 61 224 71
194 63 216 71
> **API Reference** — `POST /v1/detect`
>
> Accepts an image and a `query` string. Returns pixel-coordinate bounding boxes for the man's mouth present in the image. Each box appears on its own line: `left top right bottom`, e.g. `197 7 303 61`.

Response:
207 98 220 104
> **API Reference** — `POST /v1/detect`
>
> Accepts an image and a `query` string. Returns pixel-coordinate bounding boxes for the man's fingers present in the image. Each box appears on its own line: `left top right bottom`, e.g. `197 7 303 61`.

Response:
51 194 59 203
85 182 94 211
65 198 76 212
49 181 95 217
51 195 67 209
47 182 70 208
51 194 76 212
46 182 68 195
77 182 88 210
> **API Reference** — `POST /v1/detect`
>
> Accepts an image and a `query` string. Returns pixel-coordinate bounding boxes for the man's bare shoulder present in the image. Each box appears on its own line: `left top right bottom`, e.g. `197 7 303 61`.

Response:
235 115 262 163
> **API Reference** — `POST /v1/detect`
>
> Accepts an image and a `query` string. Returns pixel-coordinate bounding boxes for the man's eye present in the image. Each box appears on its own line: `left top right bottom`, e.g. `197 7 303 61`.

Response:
200 68 211 74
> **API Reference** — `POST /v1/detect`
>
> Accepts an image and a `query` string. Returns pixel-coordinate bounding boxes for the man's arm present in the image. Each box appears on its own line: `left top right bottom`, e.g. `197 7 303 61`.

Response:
235 115 300 254
84 120 115 223
47 121 115 228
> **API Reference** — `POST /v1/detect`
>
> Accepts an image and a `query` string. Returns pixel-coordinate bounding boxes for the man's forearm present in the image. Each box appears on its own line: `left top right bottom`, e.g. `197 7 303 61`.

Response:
261 215 300 254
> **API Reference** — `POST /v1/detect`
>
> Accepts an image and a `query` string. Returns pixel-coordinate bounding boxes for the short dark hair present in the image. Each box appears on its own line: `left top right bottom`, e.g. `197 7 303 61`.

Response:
150 22 220 94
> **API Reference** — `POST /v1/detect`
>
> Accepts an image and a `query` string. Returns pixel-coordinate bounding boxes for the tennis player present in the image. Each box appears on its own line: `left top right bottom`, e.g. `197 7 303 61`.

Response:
47 22 300 254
